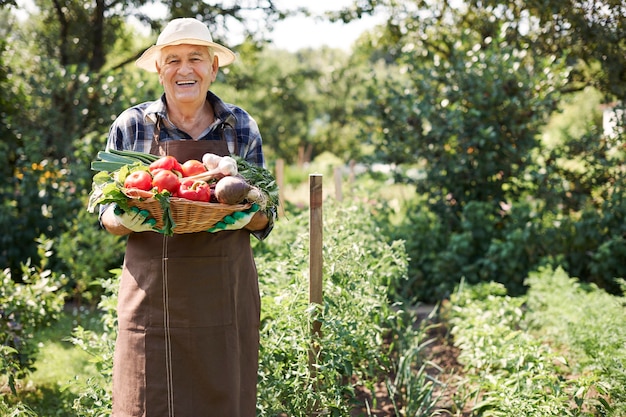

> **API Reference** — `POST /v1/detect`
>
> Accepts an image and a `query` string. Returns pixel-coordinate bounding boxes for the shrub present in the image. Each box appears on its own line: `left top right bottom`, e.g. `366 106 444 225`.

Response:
54 208 126 304
0 238 66 388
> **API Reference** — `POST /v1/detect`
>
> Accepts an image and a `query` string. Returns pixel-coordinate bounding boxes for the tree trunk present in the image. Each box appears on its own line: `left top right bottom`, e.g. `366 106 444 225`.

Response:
90 0 106 72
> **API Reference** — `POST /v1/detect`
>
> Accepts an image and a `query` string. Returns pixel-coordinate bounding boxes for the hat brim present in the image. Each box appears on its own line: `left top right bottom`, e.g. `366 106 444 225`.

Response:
135 39 236 72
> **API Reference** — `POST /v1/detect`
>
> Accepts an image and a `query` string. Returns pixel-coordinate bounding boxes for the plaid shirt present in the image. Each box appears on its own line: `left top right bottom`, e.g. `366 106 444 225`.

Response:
106 91 265 168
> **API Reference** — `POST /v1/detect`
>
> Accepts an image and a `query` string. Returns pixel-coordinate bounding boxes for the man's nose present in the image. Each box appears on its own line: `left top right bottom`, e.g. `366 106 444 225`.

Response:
178 61 193 74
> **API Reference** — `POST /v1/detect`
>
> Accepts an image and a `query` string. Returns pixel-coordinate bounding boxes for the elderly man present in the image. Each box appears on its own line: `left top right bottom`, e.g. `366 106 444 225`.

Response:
100 17 272 416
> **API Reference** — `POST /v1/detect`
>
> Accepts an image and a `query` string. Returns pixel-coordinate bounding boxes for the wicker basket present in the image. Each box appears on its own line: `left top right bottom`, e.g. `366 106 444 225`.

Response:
128 197 251 234
170 197 251 233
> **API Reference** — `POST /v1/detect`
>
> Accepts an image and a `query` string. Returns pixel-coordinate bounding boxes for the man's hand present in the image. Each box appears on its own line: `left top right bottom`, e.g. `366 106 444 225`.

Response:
112 205 157 233
208 203 260 233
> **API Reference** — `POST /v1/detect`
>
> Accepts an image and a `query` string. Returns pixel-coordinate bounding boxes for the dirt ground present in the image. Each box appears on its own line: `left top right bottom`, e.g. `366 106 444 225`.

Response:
350 305 472 417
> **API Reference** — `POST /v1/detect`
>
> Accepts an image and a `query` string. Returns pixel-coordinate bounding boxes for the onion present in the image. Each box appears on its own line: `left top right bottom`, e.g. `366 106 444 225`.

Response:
212 156 238 177
202 153 222 170
186 155 239 183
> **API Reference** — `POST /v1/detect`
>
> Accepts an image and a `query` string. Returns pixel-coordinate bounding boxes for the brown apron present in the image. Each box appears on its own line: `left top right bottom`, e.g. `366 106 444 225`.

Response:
112 133 260 417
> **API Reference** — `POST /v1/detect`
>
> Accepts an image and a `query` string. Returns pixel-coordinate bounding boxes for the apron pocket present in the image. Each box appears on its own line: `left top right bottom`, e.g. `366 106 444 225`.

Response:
162 256 233 328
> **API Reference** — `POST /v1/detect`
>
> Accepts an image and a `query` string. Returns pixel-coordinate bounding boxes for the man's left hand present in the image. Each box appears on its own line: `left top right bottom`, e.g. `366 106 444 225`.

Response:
208 203 260 233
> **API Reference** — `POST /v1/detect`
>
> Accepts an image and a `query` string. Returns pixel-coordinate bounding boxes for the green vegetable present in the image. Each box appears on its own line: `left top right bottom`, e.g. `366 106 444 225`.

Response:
87 150 174 233
109 148 161 164
91 149 160 172
153 192 175 236
233 156 280 213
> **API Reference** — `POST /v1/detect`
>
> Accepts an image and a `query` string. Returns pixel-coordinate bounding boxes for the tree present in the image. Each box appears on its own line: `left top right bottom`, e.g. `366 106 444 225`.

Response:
218 43 367 165
471 0 626 99
362 3 567 220
354 0 626 300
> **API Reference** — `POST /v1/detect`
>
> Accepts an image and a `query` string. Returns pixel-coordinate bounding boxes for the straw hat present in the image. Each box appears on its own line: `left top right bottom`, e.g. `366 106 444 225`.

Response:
136 18 236 72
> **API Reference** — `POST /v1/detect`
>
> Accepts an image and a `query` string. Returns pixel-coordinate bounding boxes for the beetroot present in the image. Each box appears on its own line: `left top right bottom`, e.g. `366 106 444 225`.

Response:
214 176 255 205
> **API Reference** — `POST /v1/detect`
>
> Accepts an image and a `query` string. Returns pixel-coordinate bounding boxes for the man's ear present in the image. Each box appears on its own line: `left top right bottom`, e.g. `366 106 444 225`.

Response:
156 61 164 84
211 56 219 81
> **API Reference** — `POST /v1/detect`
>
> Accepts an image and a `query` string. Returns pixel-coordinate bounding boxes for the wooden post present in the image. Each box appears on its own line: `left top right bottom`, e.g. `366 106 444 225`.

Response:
308 174 323 377
334 166 343 202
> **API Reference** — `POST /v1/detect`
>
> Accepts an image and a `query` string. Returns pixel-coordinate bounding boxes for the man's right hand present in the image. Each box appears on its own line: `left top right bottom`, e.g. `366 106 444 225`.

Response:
111 204 157 233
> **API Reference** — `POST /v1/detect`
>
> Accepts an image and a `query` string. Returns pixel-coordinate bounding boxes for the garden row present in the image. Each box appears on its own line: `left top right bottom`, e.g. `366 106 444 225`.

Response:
445 266 626 416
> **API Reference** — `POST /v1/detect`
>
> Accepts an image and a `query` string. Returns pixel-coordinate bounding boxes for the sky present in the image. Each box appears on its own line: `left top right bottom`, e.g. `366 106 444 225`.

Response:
127 0 385 52
268 0 385 51
14 0 384 52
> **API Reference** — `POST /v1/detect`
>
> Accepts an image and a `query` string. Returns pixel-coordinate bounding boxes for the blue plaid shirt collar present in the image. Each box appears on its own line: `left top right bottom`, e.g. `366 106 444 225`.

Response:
144 91 237 127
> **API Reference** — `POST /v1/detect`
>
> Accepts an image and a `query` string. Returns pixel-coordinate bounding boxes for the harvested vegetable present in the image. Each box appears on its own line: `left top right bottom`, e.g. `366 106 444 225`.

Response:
122 188 155 199
181 159 207 177
232 156 279 212
202 153 222 170
91 149 160 172
214 176 263 205
149 155 183 176
152 170 180 194
88 149 280 236
183 156 238 182
213 156 238 177
124 170 153 191
178 179 211 202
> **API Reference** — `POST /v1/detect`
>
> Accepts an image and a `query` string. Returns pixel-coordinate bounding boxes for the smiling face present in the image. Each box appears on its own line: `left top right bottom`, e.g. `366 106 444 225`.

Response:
156 44 218 108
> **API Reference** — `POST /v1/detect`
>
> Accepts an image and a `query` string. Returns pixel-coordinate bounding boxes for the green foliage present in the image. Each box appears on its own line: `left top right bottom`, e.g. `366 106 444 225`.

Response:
0 157 88 278
0 238 66 384
469 0 626 98
220 45 366 165
68 277 117 417
394 181 626 302
54 208 126 304
0 24 25 180
364 15 566 218
0 397 37 417
354 1 624 302
525 266 626 416
256 200 431 414
447 279 598 416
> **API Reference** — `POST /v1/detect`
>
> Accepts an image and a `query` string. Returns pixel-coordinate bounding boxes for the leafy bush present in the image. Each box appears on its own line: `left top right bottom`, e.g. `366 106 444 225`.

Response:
446 266 626 416
256 200 433 414
0 397 37 417
395 184 626 302
54 208 126 304
0 238 66 389
69 276 117 417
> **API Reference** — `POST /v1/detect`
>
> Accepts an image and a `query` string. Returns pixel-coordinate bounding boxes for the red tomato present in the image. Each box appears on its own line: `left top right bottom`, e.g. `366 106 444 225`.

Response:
152 170 180 194
178 179 211 202
181 159 207 177
123 170 153 191
149 155 183 175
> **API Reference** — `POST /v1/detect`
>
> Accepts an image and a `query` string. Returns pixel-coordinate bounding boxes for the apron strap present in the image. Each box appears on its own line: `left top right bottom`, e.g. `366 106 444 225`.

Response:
220 115 239 156
153 114 239 157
